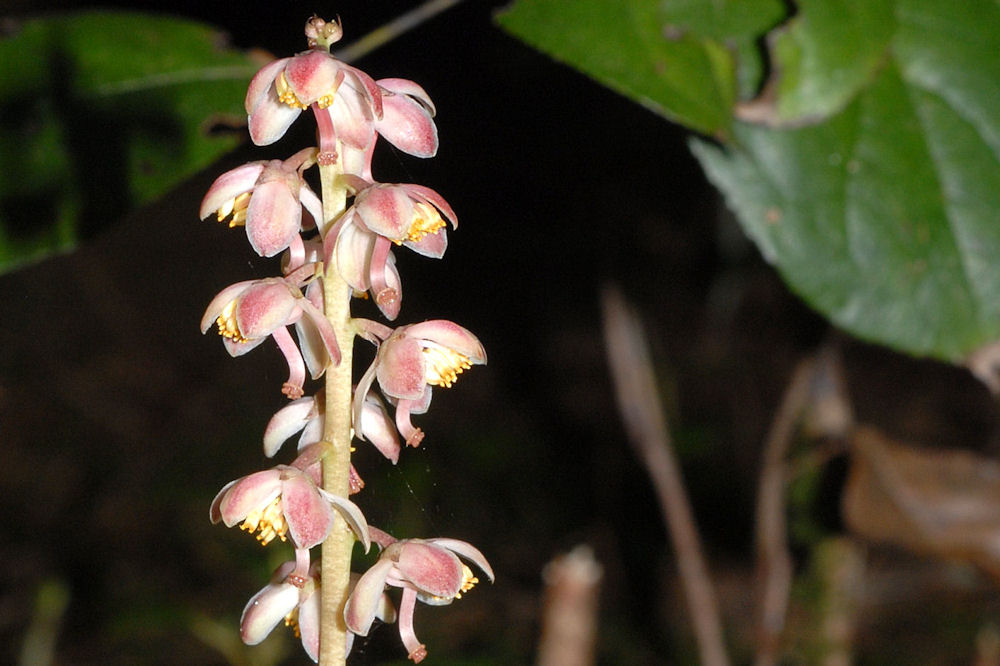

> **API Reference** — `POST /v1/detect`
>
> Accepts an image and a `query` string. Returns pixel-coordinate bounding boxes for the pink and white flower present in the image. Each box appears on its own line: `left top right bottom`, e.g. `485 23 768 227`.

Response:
210 460 369 550
344 531 493 663
326 181 457 320
245 39 382 147
241 557 396 663
263 390 401 464
200 151 321 258
354 320 486 446
200 274 339 398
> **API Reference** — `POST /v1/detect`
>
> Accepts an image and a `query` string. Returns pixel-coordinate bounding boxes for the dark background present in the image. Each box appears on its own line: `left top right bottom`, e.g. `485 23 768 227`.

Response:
2 1 999 663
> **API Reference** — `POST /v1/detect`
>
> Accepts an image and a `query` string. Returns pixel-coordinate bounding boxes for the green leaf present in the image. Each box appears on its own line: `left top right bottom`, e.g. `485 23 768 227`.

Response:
502 0 1000 360
495 0 769 136
0 11 261 273
769 0 896 123
692 0 1000 360
693 53 1000 360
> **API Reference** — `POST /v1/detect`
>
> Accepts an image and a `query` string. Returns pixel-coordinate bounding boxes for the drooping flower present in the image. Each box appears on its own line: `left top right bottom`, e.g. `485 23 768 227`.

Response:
241 556 396 663
245 23 382 147
264 390 402 465
354 320 486 446
200 274 339 398
199 150 321 258
325 181 457 320
344 532 494 663
210 460 369 550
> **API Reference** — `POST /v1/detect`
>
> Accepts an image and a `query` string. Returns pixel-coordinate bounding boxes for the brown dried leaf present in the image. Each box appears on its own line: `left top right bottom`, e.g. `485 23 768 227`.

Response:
843 426 1000 582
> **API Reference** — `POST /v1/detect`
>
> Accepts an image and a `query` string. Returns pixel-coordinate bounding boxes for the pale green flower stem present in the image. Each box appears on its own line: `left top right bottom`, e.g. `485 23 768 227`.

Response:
318 156 354 666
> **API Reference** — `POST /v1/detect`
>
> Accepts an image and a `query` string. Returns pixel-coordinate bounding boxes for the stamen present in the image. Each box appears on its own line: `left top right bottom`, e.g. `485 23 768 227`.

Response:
422 346 472 388
216 192 251 228
405 203 447 243
454 565 478 599
276 72 308 110
284 609 302 637
239 496 288 545
216 300 248 344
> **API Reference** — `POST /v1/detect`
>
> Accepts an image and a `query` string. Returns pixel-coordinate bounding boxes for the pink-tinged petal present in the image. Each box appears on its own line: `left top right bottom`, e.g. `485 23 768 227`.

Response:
236 281 298 339
403 389 433 415
285 50 341 105
345 65 383 119
340 138 376 181
300 185 323 230
398 588 427 663
297 585 321 662
296 281 331 379
408 320 487 365
199 162 265 220
200 280 255 333
245 180 302 257
321 490 371 551
426 539 495 582
361 393 401 463
403 183 457 228
345 557 395 635
299 296 342 367
356 185 415 239
216 470 282 527
397 542 464 599
250 97 302 146
352 357 380 439
377 335 428 400
281 474 335 549
403 230 447 259
328 89 375 150
298 414 323 451
377 78 436 116
240 580 300 645
369 526 399 550
334 220 376 292
209 478 237 523
246 58 289 113
264 396 317 457
222 334 267 358
291 441 326 471
375 93 438 158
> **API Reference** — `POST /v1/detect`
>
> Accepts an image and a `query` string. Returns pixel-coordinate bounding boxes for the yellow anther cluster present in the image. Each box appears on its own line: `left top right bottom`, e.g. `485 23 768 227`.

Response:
404 203 447 243
216 192 251 228
284 610 302 637
275 72 308 110
455 565 479 599
239 496 288 546
216 300 248 344
315 93 335 109
422 346 472 388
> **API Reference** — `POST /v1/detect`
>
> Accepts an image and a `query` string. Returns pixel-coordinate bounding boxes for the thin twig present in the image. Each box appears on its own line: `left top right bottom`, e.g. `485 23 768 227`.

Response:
754 345 854 666
754 358 815 666
333 0 465 63
600 286 730 666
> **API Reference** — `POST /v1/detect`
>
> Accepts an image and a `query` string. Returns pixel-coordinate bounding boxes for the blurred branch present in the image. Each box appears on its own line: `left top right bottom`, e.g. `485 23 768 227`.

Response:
755 346 854 666
754 358 814 666
600 285 730 666
18 579 69 666
537 545 603 666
